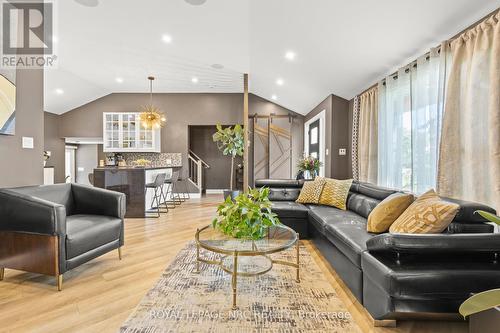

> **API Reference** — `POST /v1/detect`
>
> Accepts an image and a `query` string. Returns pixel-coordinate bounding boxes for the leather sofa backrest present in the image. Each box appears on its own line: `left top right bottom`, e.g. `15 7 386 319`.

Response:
441 196 496 223
255 179 304 188
346 193 381 218
267 188 302 201
347 181 399 218
255 178 497 224
350 180 399 200
8 183 75 215
255 179 304 201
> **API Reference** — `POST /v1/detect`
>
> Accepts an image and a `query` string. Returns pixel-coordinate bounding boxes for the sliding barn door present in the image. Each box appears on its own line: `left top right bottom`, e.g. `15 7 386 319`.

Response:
269 117 293 179
253 117 269 180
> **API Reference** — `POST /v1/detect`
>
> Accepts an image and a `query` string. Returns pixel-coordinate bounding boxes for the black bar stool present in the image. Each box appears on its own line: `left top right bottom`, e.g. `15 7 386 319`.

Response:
164 171 182 207
178 169 190 201
145 173 167 217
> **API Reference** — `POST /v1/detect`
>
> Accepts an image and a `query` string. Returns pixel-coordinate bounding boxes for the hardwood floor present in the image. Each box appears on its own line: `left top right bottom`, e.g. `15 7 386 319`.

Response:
0 195 467 333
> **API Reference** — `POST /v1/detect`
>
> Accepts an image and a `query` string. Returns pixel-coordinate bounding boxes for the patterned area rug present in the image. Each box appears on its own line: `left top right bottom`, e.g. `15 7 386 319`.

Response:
120 242 361 333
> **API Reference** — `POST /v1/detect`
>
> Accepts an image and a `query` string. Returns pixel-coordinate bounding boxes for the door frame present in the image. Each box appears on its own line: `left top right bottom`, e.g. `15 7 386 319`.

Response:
304 110 326 177
65 145 77 183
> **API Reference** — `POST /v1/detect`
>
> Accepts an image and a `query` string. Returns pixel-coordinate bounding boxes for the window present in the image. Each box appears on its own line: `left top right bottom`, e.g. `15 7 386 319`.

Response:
378 49 447 193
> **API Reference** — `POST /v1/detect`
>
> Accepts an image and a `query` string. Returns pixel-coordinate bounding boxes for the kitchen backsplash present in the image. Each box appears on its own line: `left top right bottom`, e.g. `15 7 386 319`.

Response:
120 153 182 167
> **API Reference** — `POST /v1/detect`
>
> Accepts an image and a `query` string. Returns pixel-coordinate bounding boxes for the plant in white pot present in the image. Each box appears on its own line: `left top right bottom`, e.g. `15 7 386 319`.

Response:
213 124 245 200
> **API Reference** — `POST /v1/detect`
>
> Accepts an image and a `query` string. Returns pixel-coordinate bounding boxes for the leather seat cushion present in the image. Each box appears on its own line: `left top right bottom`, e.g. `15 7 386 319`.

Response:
324 219 374 267
307 205 366 235
362 251 500 299
270 201 309 219
66 214 122 259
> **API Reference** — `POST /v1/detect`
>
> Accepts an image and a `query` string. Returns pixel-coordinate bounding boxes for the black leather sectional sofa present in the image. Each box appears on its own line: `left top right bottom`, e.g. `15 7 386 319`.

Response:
255 179 500 320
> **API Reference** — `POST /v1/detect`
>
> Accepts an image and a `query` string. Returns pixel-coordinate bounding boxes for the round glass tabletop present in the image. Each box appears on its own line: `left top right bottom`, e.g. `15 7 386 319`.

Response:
195 224 298 256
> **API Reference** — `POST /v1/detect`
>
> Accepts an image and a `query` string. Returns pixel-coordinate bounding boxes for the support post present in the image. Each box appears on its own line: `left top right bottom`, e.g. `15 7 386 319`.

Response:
243 73 249 191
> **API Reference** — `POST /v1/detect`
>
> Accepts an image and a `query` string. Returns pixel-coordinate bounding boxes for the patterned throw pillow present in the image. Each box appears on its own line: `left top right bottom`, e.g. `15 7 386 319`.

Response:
318 178 353 210
367 192 414 233
296 178 326 204
389 189 459 234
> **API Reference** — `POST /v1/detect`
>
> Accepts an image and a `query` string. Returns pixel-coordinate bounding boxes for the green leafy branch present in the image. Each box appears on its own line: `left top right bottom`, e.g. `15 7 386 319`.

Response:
212 187 281 240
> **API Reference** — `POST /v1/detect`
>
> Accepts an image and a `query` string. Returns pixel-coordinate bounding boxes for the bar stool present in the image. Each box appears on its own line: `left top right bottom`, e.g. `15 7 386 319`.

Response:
178 169 190 201
145 173 168 217
164 171 182 207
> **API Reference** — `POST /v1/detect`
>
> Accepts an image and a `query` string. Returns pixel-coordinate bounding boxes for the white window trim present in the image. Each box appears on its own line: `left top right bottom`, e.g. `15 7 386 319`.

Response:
304 110 326 177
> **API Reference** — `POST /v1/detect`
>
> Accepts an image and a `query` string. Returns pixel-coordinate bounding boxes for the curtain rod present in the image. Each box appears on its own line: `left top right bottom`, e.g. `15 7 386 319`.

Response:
357 7 499 96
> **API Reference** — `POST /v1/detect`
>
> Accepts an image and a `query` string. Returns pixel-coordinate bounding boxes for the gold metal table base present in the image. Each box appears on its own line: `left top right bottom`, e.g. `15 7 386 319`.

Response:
194 231 300 309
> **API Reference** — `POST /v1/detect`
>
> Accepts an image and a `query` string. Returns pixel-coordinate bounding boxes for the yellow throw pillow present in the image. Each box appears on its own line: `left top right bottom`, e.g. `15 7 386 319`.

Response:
318 178 353 210
296 178 326 204
367 193 414 233
389 189 459 234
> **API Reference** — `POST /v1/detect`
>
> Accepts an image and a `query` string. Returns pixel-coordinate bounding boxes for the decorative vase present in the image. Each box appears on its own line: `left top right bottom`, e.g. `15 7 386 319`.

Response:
303 170 318 180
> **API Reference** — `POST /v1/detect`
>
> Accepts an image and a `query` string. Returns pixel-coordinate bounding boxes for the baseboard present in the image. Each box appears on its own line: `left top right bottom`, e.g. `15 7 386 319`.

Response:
189 193 202 198
205 189 224 194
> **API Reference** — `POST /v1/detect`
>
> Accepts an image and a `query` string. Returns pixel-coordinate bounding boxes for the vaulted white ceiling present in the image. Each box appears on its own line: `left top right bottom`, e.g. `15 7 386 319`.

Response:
44 0 500 115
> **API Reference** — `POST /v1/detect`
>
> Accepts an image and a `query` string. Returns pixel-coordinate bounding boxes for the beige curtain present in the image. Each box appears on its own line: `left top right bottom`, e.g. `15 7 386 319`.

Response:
358 87 378 184
438 12 500 211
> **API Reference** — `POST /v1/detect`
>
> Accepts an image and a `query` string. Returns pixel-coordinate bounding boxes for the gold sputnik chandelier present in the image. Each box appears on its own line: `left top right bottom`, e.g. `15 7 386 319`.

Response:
139 76 166 129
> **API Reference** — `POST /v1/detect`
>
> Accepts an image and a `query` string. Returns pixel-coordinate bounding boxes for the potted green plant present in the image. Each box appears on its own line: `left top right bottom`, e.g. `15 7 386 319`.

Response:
213 124 245 200
212 187 281 239
297 155 322 180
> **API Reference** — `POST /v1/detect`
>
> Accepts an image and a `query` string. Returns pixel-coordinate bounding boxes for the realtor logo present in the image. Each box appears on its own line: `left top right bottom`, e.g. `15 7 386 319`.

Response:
1 0 57 68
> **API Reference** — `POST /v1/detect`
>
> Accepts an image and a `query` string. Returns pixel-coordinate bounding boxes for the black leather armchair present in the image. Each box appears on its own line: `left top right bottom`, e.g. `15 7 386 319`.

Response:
0 183 126 290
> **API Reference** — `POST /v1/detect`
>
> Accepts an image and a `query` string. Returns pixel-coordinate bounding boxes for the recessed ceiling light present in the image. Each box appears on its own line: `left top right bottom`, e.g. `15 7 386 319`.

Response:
271 95 277 100
162 34 172 43
55 89 64 95
185 0 207 5
276 78 284 86
74 0 99 7
191 77 199 83
285 51 296 60
115 77 124 83
211 63 224 70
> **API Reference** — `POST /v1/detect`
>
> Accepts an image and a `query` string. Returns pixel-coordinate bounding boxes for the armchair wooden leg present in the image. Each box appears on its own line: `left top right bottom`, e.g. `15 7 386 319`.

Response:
57 274 63 291
118 247 122 260
0 267 4 281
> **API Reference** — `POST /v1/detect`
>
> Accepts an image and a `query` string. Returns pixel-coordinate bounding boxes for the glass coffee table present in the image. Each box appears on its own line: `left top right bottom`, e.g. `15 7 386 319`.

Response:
194 224 300 309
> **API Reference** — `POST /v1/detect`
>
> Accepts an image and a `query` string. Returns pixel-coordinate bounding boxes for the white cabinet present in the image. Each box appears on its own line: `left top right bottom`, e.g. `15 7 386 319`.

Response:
103 112 161 152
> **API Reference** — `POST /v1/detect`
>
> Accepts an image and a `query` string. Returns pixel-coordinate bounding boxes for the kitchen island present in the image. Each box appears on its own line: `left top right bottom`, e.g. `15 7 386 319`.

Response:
93 166 181 218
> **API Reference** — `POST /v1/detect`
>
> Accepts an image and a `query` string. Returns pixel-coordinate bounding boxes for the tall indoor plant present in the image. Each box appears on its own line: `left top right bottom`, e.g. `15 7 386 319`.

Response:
213 124 245 199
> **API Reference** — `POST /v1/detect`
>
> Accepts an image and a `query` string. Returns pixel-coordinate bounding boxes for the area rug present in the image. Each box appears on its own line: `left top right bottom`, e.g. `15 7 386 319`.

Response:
120 241 361 333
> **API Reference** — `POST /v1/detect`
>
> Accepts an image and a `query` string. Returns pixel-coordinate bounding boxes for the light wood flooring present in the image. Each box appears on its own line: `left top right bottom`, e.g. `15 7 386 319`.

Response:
0 195 468 333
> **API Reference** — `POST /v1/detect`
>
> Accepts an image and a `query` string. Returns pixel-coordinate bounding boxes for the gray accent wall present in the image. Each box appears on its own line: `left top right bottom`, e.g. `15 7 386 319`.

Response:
304 94 350 179
0 68 44 188
54 93 303 185
44 112 65 183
